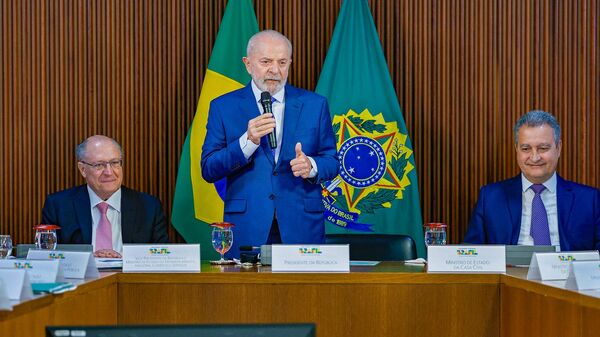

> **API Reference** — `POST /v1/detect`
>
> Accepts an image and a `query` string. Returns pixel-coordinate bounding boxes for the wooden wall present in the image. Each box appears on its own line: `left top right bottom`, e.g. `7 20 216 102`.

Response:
1 0 598 246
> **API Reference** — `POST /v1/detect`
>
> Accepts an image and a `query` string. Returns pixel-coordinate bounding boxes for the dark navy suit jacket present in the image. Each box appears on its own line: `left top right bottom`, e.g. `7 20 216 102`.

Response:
201 83 339 257
464 175 600 251
41 185 169 245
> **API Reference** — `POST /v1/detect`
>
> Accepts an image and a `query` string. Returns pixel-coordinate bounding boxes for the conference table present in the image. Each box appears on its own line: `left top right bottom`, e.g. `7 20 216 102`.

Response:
1 262 599 337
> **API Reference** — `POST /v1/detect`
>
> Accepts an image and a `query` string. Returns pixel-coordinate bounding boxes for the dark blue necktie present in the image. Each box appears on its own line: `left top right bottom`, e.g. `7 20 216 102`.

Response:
530 184 551 245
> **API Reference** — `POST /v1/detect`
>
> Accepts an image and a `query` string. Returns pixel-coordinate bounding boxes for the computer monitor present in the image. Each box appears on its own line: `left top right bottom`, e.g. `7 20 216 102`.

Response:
505 245 556 266
46 323 316 337
17 244 93 258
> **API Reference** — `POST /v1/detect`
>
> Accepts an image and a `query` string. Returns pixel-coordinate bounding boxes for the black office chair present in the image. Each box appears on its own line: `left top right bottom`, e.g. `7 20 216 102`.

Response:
325 234 417 261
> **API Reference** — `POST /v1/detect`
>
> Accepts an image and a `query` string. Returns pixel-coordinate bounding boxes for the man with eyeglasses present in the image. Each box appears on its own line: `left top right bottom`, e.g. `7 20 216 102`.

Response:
41 135 169 257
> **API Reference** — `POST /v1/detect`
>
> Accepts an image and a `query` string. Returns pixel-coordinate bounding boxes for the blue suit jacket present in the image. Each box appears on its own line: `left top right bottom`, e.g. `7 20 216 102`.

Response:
41 185 169 245
464 175 600 251
201 83 339 257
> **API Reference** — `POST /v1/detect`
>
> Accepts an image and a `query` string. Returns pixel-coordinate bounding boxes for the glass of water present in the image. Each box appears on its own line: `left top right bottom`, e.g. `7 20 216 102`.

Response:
424 223 447 246
0 235 13 258
34 224 60 250
210 222 234 264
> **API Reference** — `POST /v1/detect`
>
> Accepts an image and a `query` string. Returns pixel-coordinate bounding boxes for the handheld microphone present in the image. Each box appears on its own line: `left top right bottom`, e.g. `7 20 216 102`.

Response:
260 91 277 149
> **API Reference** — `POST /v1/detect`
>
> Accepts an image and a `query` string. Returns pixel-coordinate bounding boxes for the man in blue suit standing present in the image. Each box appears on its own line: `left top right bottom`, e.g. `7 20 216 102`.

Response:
42 135 169 258
464 110 600 251
201 30 339 258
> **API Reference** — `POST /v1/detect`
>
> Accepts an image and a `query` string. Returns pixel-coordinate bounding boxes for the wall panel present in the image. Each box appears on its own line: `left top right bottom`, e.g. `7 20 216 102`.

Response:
0 0 598 246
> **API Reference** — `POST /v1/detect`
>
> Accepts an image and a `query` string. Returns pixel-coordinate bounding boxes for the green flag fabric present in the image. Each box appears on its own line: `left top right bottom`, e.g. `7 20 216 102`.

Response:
315 0 425 257
172 0 259 260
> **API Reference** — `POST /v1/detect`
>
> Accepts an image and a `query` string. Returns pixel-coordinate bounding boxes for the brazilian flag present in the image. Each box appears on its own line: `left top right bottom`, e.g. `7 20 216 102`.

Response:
316 0 425 257
172 0 259 260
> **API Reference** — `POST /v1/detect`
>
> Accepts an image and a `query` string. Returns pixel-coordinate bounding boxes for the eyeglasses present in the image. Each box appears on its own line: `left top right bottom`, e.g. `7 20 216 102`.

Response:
80 159 123 171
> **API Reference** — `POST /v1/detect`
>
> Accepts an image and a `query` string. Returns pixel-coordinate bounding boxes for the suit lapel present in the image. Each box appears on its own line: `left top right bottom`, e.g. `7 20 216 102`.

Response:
278 85 303 170
74 186 93 244
556 175 574 250
121 187 137 243
504 176 523 244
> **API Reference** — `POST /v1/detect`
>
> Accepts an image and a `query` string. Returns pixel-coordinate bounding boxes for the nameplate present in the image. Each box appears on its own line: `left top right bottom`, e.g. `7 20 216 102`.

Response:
527 251 599 281
0 259 64 283
0 269 33 301
0 279 11 310
565 261 600 290
427 245 506 273
271 245 350 272
27 250 99 279
122 244 201 272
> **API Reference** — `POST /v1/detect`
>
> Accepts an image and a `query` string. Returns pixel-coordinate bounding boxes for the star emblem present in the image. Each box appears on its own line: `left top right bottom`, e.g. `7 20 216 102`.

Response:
331 109 413 212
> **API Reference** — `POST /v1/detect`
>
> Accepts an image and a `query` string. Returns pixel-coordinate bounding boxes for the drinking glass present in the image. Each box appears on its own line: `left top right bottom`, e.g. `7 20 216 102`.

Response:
210 222 234 264
0 235 12 258
424 223 447 246
34 224 60 250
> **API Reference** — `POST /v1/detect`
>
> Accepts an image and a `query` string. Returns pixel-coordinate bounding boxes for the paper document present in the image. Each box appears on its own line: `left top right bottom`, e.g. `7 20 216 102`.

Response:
95 258 123 270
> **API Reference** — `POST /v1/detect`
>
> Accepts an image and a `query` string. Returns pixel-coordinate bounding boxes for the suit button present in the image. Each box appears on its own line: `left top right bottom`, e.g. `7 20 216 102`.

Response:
273 171 278 176
269 194 275 200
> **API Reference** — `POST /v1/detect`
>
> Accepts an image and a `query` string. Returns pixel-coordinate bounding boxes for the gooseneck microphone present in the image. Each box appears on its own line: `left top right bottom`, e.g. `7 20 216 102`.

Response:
260 91 277 149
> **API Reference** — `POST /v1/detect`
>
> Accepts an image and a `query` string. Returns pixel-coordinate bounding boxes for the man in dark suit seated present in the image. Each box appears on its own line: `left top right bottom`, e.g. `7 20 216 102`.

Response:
42 135 169 257
464 110 600 251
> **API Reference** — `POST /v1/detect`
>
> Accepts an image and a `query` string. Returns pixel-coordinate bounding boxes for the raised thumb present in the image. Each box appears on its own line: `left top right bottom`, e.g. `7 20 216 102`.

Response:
295 142 303 157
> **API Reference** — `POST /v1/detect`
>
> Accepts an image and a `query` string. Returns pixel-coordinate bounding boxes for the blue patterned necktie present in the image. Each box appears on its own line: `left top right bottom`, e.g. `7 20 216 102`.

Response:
530 184 551 245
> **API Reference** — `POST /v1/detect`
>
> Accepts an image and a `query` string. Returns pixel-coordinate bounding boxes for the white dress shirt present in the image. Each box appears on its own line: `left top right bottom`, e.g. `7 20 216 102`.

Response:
238 81 317 177
517 173 561 250
88 186 123 253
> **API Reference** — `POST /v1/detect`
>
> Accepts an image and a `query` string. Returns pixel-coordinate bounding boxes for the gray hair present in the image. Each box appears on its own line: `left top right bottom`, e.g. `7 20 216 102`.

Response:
246 30 292 58
513 110 561 145
75 136 123 161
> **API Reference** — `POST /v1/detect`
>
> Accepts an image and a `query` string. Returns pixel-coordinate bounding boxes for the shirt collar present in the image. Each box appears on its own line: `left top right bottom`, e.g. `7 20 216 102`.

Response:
87 185 122 212
521 172 557 193
250 80 285 105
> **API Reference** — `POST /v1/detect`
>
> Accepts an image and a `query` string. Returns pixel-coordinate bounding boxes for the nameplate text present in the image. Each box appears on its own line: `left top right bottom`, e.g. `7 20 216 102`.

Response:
272 245 349 272
427 245 506 273
27 250 99 279
122 244 201 272
527 251 599 281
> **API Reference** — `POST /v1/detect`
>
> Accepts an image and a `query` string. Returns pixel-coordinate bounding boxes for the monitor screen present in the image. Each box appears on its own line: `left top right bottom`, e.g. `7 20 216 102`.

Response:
17 244 93 258
46 323 316 337
505 245 556 266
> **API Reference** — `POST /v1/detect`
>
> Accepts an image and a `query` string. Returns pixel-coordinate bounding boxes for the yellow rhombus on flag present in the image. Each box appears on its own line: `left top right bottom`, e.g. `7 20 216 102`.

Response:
172 0 259 260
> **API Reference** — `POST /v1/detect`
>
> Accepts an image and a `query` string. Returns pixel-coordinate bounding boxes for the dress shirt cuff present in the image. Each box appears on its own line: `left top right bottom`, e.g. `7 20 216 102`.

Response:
307 156 318 179
239 132 260 160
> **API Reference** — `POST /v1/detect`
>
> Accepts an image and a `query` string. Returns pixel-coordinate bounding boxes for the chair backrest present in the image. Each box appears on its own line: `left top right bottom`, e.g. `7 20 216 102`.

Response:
325 234 417 261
